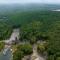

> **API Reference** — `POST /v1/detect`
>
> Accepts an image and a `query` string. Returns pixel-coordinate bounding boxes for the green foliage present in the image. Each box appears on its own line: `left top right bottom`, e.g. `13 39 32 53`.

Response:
0 42 5 51
47 55 55 60
13 44 33 60
13 50 24 60
56 57 60 60
0 11 60 41
0 11 60 60
47 21 60 60
0 21 12 40
20 21 43 42
30 36 37 44
37 42 47 54
18 44 33 55
37 44 45 54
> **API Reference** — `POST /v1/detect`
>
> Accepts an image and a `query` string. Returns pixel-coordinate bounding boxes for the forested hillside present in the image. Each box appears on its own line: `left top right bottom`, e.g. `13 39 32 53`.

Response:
0 21 12 40
0 10 60 60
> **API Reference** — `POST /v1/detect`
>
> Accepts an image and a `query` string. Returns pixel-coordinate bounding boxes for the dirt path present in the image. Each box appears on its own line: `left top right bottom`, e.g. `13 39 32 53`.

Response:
22 43 46 60
31 44 46 60
0 28 46 60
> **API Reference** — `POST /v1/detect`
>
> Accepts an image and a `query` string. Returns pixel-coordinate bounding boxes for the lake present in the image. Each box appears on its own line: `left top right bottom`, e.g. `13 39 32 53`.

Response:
0 48 13 60
52 9 60 11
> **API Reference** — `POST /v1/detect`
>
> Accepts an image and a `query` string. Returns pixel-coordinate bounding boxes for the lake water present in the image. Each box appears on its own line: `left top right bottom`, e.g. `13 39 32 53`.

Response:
52 9 60 11
0 48 12 60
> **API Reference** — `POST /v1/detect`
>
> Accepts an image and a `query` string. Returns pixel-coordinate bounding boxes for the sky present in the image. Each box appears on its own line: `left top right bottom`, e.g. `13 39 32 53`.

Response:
0 0 60 4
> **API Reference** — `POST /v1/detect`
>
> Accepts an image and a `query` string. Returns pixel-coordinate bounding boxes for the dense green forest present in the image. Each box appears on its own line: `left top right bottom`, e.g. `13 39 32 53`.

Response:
0 21 12 40
47 21 60 60
0 10 60 60
13 44 33 60
0 42 5 51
